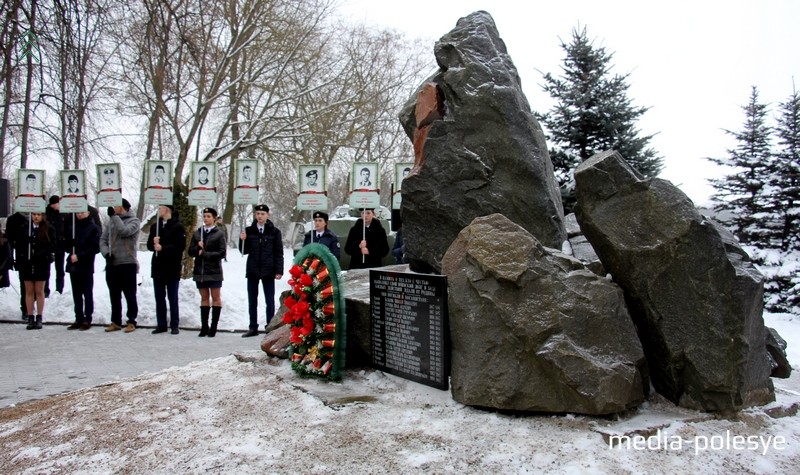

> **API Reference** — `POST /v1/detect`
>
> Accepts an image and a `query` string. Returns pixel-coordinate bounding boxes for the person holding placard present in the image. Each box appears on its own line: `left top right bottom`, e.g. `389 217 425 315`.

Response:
302 211 340 259
238 204 283 337
189 207 226 337
100 199 141 333
344 208 389 269
147 205 186 335
45 196 65 296
14 212 55 330
63 210 100 330
6 212 29 319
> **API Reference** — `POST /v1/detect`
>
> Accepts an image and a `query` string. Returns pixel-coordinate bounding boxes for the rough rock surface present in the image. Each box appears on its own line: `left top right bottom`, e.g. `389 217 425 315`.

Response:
766 327 792 379
261 324 290 358
441 213 647 415
399 11 565 273
574 150 775 411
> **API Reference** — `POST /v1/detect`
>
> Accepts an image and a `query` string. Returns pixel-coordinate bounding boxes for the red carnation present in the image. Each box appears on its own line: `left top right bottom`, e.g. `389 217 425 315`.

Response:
301 315 314 335
290 327 304 344
289 264 304 278
299 273 313 287
282 312 294 324
292 301 310 317
284 296 297 308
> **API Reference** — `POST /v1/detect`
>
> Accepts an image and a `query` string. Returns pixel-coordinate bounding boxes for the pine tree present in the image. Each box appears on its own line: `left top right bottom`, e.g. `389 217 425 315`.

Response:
707 87 773 251
769 87 800 312
772 87 800 253
537 27 663 213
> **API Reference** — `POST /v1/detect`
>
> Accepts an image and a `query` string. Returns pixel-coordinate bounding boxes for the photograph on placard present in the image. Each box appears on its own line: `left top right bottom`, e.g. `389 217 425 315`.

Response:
351 162 378 191
61 170 85 196
395 163 413 191
299 164 325 193
146 160 173 188
97 163 121 190
17 169 45 196
191 161 216 189
236 159 259 188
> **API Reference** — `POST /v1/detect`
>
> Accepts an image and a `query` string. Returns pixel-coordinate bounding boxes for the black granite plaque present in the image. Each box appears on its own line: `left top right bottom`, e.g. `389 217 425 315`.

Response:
370 270 449 390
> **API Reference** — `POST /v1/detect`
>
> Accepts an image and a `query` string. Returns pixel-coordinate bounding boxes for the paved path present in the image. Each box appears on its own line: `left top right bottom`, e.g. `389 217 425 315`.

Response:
0 321 263 407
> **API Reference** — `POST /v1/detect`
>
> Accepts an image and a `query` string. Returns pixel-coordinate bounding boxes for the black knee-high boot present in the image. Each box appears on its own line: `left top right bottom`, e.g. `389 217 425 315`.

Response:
34 315 43 330
208 306 221 337
26 315 35 330
198 306 210 337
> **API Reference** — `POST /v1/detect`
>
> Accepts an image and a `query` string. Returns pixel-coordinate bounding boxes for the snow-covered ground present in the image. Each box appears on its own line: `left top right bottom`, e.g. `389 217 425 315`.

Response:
0 247 799 473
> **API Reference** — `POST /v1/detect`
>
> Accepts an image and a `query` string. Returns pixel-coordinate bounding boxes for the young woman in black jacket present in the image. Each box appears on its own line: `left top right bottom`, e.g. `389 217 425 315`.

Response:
15 212 55 329
188 208 227 337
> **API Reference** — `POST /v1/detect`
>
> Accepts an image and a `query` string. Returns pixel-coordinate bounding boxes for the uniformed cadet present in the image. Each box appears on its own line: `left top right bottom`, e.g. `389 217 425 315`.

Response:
302 211 340 259
188 207 226 337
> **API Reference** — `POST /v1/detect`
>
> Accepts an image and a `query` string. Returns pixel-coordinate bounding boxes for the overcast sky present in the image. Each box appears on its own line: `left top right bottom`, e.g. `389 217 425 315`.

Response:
340 0 800 205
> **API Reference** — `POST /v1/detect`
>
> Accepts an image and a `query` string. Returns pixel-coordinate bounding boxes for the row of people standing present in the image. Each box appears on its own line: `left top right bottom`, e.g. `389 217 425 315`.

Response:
0 202 395 334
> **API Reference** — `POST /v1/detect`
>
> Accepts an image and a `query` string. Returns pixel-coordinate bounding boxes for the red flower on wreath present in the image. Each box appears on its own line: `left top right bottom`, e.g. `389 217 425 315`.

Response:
299 273 313 287
291 301 310 318
290 326 304 344
289 264 304 279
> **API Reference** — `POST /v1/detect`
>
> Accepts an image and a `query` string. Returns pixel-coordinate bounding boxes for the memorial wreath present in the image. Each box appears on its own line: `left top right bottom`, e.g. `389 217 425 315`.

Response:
282 243 346 381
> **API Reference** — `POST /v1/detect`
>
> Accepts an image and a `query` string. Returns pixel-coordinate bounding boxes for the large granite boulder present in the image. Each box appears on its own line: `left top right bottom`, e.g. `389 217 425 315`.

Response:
574 150 775 411
441 214 647 415
399 11 565 273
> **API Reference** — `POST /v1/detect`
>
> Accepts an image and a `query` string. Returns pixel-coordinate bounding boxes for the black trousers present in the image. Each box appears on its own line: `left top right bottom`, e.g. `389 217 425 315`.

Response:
106 263 138 326
247 276 275 330
69 272 94 324
45 250 66 294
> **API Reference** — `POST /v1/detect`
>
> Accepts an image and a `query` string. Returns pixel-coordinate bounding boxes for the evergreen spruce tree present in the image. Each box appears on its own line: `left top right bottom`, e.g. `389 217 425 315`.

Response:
772 87 800 253
537 27 662 213
769 87 800 312
707 87 773 252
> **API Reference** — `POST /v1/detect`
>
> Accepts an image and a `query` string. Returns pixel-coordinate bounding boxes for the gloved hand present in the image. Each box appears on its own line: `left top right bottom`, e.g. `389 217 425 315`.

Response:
107 206 115 217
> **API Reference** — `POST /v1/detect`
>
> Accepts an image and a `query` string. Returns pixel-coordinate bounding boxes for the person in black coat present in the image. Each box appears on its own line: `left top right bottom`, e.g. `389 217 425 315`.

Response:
5 212 28 319
63 210 100 330
238 204 284 337
0 223 11 290
188 207 226 337
344 208 389 270
15 212 55 329
303 211 340 259
45 196 65 295
146 205 187 335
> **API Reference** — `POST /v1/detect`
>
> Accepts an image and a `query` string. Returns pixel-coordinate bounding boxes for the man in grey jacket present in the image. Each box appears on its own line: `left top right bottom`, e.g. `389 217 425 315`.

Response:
100 198 141 333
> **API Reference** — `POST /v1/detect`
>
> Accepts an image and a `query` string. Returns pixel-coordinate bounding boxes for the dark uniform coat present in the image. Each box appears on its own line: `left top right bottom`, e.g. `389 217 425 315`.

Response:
239 220 284 278
188 226 226 282
344 218 389 269
63 216 100 274
146 215 187 281
14 222 55 281
303 228 341 259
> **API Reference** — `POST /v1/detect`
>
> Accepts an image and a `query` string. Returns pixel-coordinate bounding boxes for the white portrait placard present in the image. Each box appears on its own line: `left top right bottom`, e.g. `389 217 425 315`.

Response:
59 169 88 213
392 162 413 210
143 160 173 205
96 163 122 207
297 164 328 211
349 162 380 209
188 161 217 207
233 159 259 205
15 169 47 212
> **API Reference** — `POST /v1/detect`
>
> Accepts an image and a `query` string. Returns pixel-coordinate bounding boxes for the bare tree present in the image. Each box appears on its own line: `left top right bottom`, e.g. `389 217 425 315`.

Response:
18 0 38 168
0 0 24 178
